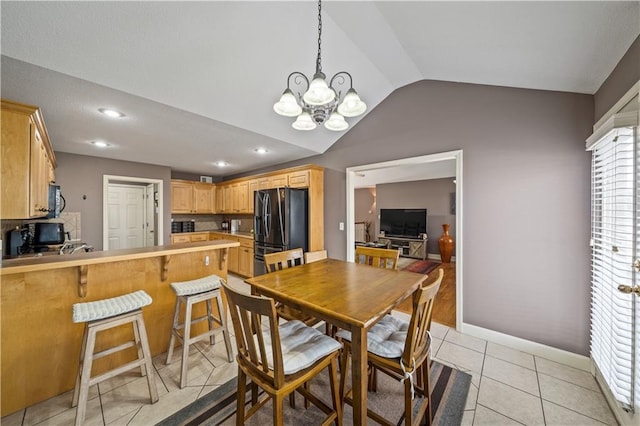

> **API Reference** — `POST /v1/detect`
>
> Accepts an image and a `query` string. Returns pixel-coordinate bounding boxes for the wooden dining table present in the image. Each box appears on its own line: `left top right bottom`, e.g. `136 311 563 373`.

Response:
245 257 428 425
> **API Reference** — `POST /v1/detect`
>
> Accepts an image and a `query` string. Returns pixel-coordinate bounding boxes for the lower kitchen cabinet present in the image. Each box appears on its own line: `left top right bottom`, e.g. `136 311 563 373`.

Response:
237 239 254 277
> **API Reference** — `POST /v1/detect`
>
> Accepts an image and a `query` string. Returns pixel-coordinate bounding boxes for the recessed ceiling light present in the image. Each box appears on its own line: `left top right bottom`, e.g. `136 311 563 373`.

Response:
255 148 268 154
91 141 110 148
98 108 125 118
215 161 228 167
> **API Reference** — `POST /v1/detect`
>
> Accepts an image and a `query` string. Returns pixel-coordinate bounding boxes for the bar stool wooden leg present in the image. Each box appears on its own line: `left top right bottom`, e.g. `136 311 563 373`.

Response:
166 297 181 365
74 325 97 426
72 324 89 408
135 313 159 403
215 293 234 362
180 296 194 389
206 299 216 345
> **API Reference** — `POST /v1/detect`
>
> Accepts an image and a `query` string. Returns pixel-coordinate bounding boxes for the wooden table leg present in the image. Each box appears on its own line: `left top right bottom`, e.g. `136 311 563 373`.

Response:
351 326 367 425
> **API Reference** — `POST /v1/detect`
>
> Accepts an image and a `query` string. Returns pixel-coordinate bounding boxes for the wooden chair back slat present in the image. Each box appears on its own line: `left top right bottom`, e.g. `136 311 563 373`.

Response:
402 268 443 369
354 246 400 270
222 281 286 387
264 248 305 273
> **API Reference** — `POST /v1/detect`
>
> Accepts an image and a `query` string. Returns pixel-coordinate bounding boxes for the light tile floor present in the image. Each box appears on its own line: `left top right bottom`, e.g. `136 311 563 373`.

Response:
2 273 617 425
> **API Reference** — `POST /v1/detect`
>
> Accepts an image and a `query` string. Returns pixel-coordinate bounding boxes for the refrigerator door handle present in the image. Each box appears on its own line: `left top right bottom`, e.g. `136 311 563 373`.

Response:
264 193 271 239
277 189 286 246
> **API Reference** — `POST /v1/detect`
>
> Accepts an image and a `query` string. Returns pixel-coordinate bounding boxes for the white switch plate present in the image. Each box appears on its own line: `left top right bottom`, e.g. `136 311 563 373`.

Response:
205 255 210 266
339 222 344 231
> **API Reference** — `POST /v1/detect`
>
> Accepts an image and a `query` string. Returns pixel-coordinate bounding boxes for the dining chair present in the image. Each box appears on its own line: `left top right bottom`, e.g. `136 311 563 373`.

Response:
263 248 319 326
221 280 343 426
304 249 328 263
337 268 444 426
354 246 400 270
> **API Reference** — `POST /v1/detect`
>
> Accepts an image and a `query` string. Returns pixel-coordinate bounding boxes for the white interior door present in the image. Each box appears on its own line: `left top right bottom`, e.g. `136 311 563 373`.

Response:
107 183 146 250
145 184 156 247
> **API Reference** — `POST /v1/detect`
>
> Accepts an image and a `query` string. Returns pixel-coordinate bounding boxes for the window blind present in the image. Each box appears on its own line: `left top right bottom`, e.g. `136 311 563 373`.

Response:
589 125 638 411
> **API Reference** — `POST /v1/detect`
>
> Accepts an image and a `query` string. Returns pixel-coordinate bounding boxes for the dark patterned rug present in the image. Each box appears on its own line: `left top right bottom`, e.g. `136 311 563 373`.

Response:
157 361 471 425
402 259 441 275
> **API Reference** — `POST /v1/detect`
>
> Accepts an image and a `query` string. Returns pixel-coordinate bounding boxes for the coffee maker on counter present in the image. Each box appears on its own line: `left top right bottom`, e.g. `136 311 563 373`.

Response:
221 219 230 231
6 226 31 256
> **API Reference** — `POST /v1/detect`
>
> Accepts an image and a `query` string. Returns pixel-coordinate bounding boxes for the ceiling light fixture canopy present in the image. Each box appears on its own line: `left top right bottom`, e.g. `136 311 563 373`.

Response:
273 0 366 131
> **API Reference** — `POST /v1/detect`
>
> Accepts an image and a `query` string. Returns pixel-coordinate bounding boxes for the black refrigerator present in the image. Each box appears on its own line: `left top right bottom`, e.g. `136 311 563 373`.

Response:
254 187 308 276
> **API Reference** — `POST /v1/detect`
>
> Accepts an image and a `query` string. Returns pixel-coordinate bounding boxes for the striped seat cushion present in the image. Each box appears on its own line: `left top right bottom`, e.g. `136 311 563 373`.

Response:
336 314 409 358
170 274 224 296
72 290 152 323
262 320 342 375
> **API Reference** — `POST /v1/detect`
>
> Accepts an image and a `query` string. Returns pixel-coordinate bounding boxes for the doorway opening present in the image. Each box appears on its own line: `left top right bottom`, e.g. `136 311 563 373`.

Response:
346 150 463 329
102 175 164 251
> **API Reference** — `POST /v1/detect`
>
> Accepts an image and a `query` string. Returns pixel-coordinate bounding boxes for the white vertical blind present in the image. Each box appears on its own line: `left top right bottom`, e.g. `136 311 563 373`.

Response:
590 125 638 411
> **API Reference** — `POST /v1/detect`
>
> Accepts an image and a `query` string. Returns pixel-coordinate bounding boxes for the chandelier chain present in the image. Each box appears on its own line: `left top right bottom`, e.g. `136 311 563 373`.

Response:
316 0 322 74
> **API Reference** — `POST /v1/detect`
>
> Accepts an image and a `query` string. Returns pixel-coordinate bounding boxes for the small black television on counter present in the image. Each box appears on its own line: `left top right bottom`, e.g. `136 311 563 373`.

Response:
379 208 427 238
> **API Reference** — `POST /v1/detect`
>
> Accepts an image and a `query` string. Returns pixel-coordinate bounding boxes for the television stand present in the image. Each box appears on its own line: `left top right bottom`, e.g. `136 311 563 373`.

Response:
377 236 427 260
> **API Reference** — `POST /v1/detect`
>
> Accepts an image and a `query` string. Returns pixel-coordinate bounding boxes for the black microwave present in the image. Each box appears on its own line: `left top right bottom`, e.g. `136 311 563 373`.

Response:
46 184 66 219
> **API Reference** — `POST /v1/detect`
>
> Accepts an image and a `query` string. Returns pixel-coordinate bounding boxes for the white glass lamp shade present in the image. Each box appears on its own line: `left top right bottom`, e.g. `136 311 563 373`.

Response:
292 112 317 131
337 88 367 117
302 73 336 106
273 89 302 117
324 112 348 131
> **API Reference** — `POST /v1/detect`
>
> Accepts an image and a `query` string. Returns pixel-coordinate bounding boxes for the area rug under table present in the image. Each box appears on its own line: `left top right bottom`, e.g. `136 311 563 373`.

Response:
157 361 471 425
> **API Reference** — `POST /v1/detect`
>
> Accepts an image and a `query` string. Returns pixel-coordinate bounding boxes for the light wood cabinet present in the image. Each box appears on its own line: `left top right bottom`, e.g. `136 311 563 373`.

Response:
237 240 254 277
170 232 210 244
171 181 194 213
193 183 215 213
1 100 56 219
287 170 309 188
269 174 288 188
234 181 250 213
171 234 192 244
171 180 215 214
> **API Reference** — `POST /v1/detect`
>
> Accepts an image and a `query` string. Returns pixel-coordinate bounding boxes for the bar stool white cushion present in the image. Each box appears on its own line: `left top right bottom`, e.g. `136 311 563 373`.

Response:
72 290 153 323
263 320 342 375
170 274 223 296
336 314 408 358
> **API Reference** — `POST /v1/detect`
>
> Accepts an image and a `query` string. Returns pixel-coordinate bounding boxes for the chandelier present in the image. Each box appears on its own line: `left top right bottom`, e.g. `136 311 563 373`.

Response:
273 0 367 131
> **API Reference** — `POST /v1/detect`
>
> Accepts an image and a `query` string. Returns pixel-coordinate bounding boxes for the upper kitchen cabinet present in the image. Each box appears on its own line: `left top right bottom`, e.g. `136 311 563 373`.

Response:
193 183 215 213
170 180 215 214
1 100 56 219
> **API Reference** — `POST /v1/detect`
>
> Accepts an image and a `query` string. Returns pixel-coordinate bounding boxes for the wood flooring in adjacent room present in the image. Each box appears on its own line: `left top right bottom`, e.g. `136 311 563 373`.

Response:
396 261 456 327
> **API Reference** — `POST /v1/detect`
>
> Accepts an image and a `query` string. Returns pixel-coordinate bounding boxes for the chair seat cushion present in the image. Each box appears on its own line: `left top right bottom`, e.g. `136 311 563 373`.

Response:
263 320 342 375
170 274 223 296
336 314 408 358
72 290 152 323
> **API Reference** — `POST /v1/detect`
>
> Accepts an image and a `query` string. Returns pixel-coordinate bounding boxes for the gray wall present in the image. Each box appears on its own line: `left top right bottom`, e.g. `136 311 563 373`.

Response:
376 178 456 255
261 80 594 355
594 35 639 121
54 152 172 248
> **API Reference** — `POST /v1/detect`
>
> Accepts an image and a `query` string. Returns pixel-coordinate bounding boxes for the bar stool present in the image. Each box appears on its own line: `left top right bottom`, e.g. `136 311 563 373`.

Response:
71 290 158 426
166 274 234 388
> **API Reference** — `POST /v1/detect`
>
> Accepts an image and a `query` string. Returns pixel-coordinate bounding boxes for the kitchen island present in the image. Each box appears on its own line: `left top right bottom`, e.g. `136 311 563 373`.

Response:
0 239 240 416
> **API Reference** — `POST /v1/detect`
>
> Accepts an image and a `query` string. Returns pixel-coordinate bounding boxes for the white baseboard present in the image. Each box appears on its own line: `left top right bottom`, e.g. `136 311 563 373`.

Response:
461 322 592 372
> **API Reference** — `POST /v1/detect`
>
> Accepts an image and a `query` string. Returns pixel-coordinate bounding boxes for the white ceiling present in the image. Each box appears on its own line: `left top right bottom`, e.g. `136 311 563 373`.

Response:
1 1 638 177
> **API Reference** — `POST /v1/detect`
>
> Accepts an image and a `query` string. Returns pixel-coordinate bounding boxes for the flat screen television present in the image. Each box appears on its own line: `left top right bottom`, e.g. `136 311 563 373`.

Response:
379 208 427 238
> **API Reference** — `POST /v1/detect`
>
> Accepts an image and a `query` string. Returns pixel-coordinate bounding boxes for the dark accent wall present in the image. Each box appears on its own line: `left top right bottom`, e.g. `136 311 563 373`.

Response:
54 152 172 248
594 35 640 121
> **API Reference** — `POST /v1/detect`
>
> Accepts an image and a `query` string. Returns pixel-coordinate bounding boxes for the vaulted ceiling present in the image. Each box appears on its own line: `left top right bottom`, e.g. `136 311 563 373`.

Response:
2 1 638 177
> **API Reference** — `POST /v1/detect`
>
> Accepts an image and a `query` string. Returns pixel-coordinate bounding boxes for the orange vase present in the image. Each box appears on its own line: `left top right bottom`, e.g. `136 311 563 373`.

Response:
438 224 454 263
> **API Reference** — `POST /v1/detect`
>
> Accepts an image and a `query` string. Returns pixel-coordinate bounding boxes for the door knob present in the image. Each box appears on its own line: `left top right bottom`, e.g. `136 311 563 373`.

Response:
617 285 640 295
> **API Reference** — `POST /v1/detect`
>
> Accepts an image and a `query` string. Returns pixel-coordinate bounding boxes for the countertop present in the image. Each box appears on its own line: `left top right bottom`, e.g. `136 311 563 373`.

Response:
0 239 240 275
172 230 254 239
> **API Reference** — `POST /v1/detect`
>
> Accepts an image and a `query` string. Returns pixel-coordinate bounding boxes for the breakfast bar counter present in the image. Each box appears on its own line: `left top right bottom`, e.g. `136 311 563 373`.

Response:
0 240 240 416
